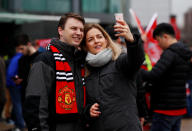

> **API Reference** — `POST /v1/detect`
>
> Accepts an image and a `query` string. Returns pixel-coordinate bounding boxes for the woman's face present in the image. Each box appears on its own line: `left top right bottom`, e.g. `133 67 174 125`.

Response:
85 28 108 55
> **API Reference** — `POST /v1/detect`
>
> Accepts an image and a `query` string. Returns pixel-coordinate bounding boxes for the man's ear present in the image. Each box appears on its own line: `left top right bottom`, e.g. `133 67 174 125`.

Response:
58 27 63 37
163 34 169 39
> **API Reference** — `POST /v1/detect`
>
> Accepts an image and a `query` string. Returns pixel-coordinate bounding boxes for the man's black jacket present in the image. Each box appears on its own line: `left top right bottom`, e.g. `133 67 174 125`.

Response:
142 42 192 110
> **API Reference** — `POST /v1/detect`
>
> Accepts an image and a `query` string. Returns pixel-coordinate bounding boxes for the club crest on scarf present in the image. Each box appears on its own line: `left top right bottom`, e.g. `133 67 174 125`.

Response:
57 86 76 110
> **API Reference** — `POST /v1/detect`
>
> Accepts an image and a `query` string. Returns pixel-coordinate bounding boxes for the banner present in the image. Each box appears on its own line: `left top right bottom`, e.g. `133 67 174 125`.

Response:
36 39 51 48
144 14 162 66
170 15 180 40
129 9 162 66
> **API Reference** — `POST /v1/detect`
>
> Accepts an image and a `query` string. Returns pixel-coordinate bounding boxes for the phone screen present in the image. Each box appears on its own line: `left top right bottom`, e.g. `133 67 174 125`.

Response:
114 13 125 43
115 13 124 24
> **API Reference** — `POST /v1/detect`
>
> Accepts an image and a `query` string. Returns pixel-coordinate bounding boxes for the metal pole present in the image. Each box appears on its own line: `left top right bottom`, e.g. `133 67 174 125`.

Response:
71 0 81 14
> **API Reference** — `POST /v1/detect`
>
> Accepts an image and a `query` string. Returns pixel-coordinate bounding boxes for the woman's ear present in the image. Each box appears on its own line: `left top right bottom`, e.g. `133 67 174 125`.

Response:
106 40 109 48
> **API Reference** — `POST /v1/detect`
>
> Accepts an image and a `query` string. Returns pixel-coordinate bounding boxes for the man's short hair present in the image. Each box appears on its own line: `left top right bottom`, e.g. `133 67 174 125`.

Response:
153 23 175 39
16 34 29 47
58 13 85 29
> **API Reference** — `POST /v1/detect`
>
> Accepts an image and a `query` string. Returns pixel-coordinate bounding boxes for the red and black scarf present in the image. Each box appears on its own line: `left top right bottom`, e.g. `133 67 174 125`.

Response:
48 44 86 114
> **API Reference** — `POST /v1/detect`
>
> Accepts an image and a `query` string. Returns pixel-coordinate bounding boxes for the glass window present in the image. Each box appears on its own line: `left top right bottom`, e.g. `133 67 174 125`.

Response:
82 0 125 13
109 0 123 13
22 0 71 13
1 0 9 10
82 0 108 13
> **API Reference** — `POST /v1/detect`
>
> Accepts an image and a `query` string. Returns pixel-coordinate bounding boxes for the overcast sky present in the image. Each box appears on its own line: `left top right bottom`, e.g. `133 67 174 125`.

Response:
172 0 192 27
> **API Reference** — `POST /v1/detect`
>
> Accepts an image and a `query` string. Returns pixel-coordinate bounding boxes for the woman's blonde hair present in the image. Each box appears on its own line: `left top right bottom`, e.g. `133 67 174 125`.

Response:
82 23 122 60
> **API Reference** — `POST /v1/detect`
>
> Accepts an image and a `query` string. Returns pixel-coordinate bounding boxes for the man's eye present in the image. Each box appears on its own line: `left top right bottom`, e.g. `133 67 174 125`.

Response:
71 27 76 30
80 29 84 32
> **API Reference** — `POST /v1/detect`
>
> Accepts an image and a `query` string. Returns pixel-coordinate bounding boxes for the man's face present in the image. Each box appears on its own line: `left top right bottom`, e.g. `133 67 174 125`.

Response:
22 45 29 56
16 45 27 54
58 18 84 47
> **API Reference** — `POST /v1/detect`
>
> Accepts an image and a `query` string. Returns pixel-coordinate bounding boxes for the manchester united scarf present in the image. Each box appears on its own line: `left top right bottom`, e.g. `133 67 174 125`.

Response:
48 44 86 114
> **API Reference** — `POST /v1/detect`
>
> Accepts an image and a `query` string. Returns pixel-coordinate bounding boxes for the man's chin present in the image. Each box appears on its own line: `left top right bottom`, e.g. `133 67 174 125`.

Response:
71 42 81 48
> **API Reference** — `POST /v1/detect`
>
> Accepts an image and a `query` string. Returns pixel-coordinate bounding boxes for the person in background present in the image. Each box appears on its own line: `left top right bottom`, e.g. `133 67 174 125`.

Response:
16 38 40 104
6 35 27 131
82 20 144 131
141 23 192 131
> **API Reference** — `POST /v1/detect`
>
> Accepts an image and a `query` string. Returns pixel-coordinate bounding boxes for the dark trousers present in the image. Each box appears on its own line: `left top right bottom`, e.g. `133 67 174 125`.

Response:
56 121 85 131
9 86 25 128
151 112 182 131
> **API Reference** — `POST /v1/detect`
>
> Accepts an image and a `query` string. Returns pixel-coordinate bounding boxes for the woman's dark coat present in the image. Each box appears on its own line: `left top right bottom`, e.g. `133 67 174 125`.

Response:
85 35 145 131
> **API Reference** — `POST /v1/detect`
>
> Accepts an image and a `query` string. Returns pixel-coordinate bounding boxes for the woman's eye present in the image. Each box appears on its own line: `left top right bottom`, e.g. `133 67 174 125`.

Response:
97 35 103 39
87 38 93 42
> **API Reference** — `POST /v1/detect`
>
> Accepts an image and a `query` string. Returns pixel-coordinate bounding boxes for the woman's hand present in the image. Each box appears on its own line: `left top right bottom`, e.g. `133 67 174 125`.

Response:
114 20 134 43
90 103 101 117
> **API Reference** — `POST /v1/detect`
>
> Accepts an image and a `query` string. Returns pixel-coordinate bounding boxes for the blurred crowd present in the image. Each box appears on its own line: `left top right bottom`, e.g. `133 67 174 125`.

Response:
0 35 42 131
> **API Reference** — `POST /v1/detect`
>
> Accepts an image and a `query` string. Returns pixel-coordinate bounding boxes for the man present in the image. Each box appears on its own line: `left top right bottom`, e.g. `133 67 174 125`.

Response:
23 13 86 131
141 23 192 131
16 38 40 103
6 36 27 131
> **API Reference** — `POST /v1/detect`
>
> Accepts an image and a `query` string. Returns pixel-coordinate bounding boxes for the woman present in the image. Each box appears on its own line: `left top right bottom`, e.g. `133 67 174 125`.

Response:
82 20 144 131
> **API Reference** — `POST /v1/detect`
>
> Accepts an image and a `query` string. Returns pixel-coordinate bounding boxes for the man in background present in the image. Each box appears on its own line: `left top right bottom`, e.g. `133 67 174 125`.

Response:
141 23 192 131
16 38 40 103
6 35 27 131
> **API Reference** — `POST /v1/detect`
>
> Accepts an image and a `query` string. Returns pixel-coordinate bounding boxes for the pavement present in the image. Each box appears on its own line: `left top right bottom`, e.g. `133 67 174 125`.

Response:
0 118 192 131
143 118 192 131
181 118 192 131
0 121 15 131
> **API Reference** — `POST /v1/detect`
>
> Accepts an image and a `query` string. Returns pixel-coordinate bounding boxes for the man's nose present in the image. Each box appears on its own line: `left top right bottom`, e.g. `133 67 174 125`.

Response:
76 29 82 35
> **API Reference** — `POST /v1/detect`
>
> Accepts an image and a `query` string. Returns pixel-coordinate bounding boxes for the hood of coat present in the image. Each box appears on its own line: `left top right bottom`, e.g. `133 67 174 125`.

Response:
168 42 192 61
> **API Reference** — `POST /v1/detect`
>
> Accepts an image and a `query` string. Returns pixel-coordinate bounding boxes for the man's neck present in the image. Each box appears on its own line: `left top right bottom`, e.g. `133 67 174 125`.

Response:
59 39 78 49
29 47 37 56
167 38 178 48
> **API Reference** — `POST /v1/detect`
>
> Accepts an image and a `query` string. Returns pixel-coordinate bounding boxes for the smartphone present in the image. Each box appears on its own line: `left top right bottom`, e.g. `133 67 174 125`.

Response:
114 13 125 43
114 13 124 24
12 75 18 80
